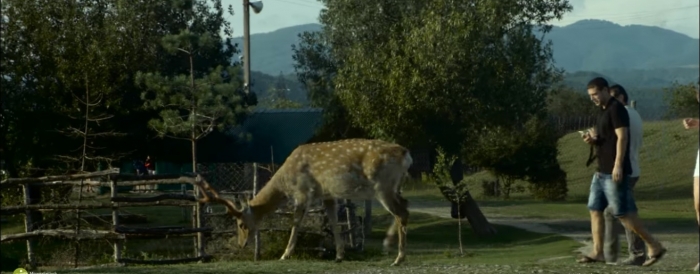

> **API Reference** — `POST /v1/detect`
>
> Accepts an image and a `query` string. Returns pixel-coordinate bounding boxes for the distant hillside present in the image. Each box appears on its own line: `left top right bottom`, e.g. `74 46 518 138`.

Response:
238 20 698 76
559 69 700 120
547 20 699 72
242 20 699 113
233 24 322 76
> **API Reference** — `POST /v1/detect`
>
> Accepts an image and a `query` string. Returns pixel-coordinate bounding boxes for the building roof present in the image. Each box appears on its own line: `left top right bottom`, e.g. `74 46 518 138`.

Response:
224 107 324 164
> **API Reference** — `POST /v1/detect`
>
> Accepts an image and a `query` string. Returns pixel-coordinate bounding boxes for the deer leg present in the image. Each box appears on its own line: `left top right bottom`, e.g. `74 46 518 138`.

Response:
323 199 345 262
280 198 309 260
378 193 409 266
382 219 398 255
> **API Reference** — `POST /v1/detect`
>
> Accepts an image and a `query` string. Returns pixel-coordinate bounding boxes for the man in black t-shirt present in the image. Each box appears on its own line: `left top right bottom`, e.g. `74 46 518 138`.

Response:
576 77 667 267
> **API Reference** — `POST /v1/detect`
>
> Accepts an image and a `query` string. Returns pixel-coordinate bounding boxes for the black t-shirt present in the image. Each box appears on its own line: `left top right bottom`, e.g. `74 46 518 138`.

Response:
594 99 632 175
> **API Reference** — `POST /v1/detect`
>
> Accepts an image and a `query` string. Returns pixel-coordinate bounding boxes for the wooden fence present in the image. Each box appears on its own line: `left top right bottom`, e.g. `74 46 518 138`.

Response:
0 167 368 270
0 168 211 268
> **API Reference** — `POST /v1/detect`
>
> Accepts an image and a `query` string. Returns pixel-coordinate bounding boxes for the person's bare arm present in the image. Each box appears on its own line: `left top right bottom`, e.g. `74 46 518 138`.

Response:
684 118 700 129
614 127 628 168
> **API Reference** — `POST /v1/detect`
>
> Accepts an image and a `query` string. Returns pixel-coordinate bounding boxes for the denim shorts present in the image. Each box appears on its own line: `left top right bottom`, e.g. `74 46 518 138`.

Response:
587 172 637 217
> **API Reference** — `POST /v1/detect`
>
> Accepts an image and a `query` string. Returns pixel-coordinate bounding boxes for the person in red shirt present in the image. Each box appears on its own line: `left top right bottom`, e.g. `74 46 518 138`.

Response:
144 156 155 175
144 156 156 191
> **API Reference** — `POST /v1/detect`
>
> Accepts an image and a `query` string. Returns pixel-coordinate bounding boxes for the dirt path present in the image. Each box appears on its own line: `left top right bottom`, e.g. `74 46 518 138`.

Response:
408 206 593 259
406 202 698 266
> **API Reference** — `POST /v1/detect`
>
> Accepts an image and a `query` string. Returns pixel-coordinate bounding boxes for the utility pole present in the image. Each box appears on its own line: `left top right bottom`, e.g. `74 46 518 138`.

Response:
242 0 263 94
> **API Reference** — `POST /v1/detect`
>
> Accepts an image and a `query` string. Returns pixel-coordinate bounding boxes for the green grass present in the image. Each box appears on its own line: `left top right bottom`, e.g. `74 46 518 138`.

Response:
58 211 581 274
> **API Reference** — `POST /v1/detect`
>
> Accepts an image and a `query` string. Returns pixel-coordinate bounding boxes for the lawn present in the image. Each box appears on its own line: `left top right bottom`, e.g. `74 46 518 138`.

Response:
4 210 584 274
1 119 698 273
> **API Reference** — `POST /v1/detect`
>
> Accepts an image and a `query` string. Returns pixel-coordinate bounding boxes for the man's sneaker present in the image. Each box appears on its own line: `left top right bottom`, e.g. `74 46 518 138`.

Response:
693 262 699 271
620 255 645 266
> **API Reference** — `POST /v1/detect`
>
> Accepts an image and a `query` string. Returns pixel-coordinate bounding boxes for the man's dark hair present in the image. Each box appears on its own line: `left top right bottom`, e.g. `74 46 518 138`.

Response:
610 84 628 104
587 77 609 91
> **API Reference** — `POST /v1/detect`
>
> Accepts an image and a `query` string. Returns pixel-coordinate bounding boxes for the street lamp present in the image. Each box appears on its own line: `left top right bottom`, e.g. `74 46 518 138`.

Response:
243 0 263 94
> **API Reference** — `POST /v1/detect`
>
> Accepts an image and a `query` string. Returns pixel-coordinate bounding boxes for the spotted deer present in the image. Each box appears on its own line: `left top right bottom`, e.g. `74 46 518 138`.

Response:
195 138 413 266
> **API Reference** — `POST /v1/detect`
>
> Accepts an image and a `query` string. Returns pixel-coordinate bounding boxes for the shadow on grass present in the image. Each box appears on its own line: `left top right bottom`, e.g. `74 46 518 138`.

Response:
369 212 572 250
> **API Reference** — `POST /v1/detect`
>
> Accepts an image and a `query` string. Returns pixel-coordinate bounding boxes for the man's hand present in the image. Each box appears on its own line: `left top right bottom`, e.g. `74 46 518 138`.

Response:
582 133 597 145
612 165 622 182
683 118 699 129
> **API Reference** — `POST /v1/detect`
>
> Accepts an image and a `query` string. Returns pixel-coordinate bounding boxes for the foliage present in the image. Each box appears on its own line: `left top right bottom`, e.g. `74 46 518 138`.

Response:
420 148 474 255
422 148 473 205
292 31 366 141
136 66 247 140
297 0 570 156
1 0 246 176
546 85 598 118
468 115 568 200
663 81 699 119
135 0 251 172
257 73 303 109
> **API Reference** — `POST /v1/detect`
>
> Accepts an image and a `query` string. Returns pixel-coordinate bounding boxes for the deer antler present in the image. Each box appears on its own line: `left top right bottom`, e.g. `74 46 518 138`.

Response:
195 179 243 218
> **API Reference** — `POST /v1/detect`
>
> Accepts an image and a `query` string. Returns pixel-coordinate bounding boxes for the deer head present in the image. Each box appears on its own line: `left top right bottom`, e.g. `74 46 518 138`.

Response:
195 180 256 248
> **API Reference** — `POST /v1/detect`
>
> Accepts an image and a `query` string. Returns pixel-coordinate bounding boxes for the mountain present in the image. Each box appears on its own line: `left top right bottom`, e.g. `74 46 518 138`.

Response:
233 24 322 77
243 20 698 114
547 20 699 72
239 20 698 76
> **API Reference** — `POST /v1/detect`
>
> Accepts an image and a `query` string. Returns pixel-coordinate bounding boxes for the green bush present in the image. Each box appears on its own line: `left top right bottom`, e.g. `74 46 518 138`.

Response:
527 163 568 201
468 115 568 200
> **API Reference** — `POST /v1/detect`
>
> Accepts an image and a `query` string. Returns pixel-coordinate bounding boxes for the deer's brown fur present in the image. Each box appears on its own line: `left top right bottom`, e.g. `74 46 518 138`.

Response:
196 138 413 266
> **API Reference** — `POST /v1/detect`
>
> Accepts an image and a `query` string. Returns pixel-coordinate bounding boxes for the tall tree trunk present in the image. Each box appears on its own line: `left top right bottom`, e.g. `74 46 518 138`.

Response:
75 77 90 268
189 52 204 258
457 200 464 255
450 158 497 236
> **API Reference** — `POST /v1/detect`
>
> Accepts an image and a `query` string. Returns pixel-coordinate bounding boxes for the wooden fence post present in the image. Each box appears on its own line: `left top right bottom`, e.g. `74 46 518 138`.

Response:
344 199 355 248
252 163 261 261
194 181 205 258
22 183 36 269
110 176 122 264
363 200 372 237
181 184 187 222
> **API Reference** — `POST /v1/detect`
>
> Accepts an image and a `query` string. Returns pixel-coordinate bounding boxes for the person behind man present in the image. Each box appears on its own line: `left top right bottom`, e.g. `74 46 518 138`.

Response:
576 77 666 267
681 81 699 271
602 84 645 265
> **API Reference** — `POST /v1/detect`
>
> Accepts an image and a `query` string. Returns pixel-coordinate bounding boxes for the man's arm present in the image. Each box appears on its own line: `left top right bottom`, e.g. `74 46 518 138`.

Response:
611 103 630 168
614 127 628 168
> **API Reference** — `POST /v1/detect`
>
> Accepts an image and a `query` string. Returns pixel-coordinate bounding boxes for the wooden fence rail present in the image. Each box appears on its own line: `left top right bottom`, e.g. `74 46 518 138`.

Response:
0 169 209 269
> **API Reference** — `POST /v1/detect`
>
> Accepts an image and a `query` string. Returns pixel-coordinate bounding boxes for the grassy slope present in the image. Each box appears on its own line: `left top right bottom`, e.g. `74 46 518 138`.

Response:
404 119 698 221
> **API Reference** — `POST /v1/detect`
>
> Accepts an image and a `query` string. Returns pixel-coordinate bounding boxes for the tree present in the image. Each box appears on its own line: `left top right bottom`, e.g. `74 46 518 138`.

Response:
294 0 572 234
663 81 699 119
468 115 568 200
292 31 366 141
0 0 221 175
135 0 249 174
258 73 303 109
547 85 599 118
422 148 493 255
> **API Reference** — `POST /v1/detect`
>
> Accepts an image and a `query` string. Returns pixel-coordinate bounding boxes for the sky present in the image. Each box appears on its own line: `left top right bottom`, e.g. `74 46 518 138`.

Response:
222 0 700 39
